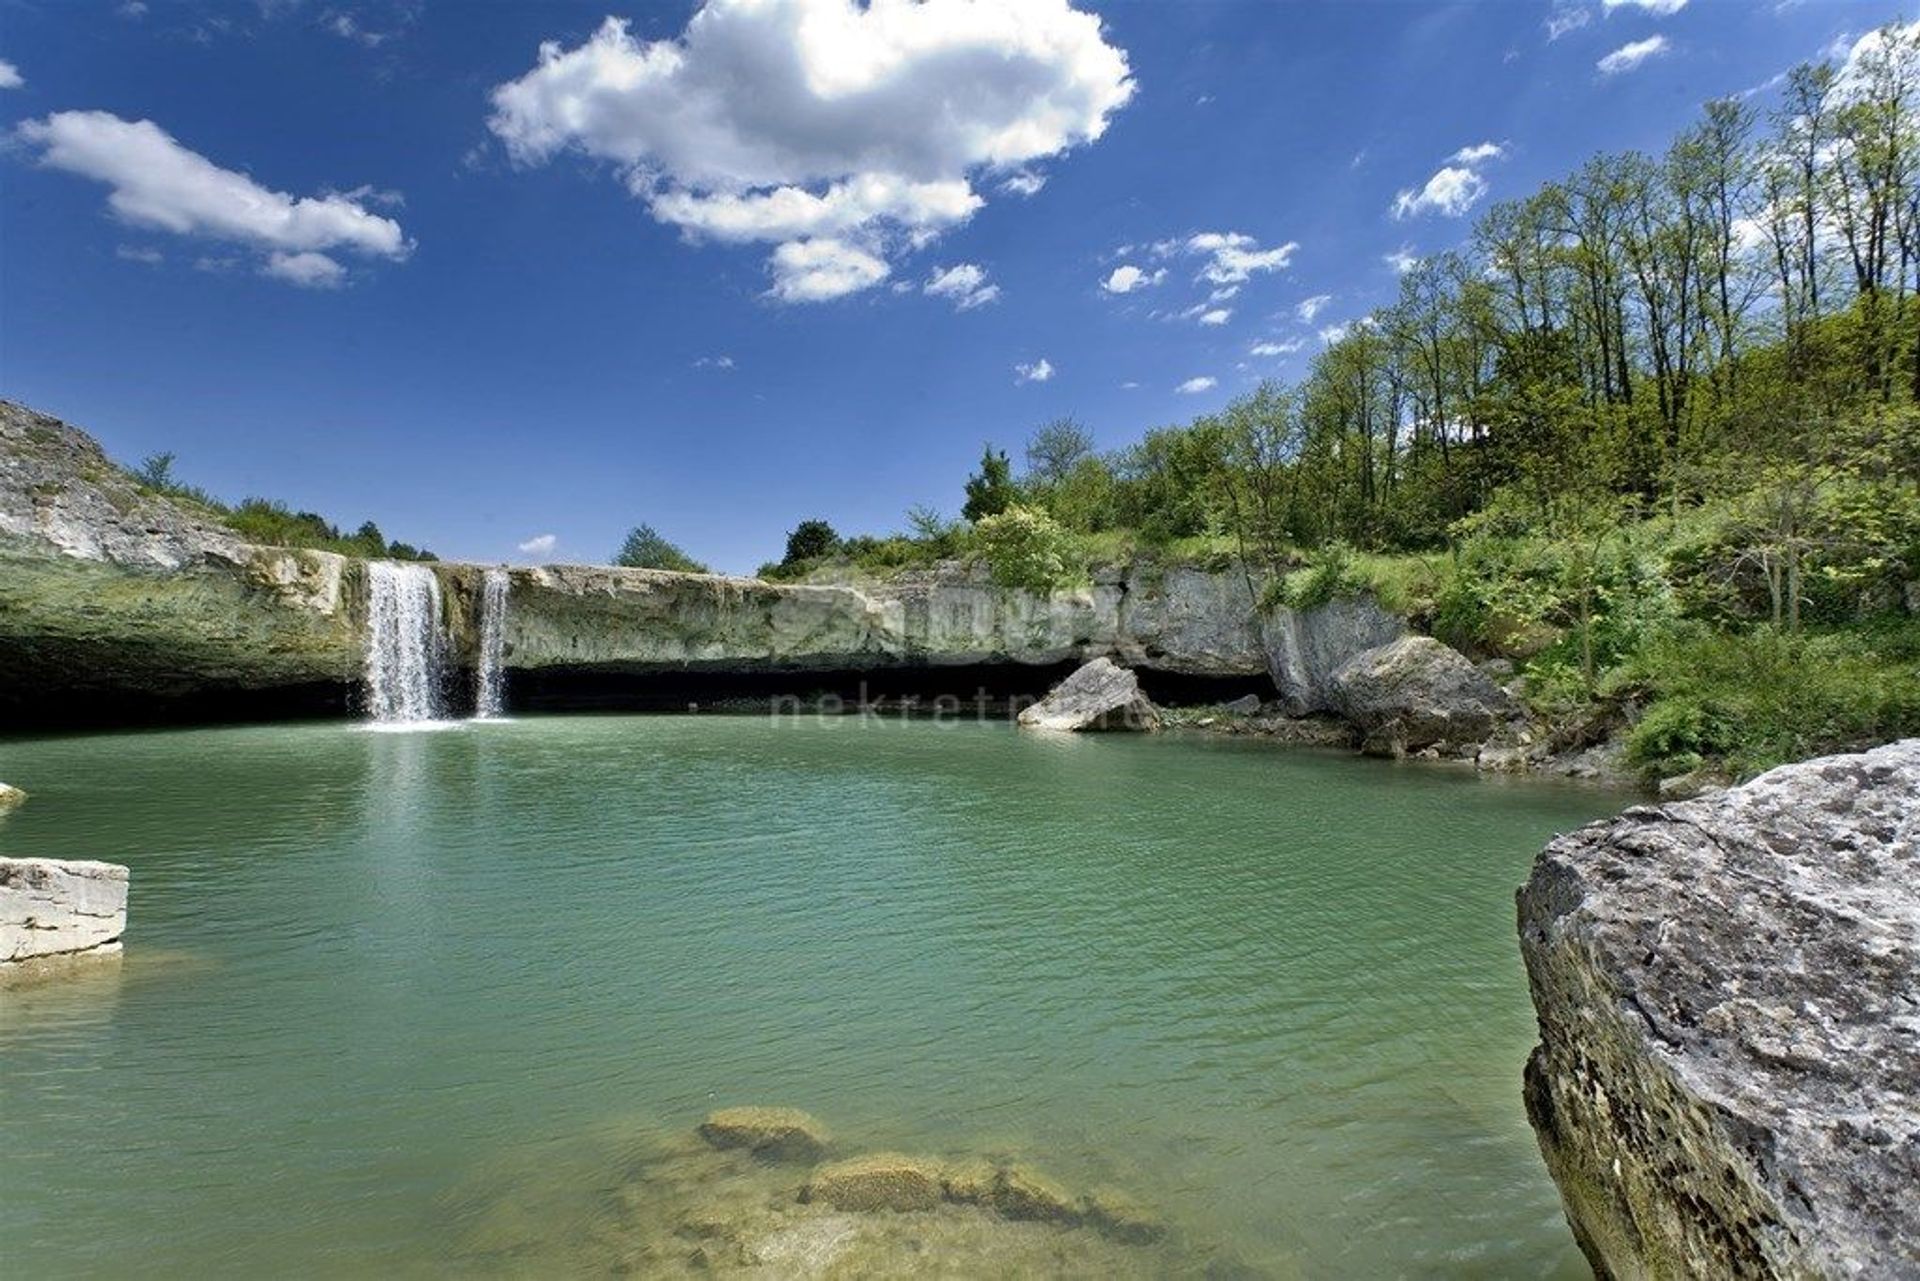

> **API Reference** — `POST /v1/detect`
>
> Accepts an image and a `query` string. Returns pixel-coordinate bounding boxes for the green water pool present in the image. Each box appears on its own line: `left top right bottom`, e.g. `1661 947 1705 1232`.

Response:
0 716 1623 1277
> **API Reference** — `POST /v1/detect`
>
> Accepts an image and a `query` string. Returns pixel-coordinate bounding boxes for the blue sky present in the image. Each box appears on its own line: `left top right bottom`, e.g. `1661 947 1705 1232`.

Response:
0 0 1890 573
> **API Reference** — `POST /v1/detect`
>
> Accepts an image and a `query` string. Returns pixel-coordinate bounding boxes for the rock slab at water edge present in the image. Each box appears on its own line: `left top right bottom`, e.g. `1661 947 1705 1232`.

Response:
1017 657 1161 731
1 857 129 963
1517 738 1920 1278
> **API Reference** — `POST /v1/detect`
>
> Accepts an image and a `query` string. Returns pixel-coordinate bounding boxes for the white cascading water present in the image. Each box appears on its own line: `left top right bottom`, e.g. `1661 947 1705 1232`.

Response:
364 561 449 724
473 567 509 720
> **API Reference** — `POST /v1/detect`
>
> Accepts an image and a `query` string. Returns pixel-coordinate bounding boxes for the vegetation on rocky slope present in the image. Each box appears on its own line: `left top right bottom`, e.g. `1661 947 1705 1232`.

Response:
758 28 1920 779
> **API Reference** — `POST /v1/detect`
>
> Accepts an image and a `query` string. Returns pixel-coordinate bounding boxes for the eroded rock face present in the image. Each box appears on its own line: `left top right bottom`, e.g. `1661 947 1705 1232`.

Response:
1331 635 1516 755
1017 658 1161 731
1 857 129 964
1261 593 1405 716
1517 739 1920 1279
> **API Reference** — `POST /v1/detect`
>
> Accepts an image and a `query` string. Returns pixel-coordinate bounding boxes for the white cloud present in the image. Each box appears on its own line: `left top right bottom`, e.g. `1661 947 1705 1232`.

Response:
1392 141 1505 221
117 0 148 16
1015 357 1055 384
1208 284 1240 302
17 111 410 285
1250 338 1304 356
518 533 558 556
1598 35 1670 75
116 244 163 264
1295 293 1332 323
1197 307 1231 326
693 354 736 369
1176 376 1217 394
1545 7 1590 40
1102 263 1164 294
262 251 346 288
767 237 889 302
0 59 21 90
1603 0 1685 13
488 3 1133 304
924 262 1000 310
1385 245 1419 273
1186 231 1297 284
1319 322 1351 344
999 169 1047 197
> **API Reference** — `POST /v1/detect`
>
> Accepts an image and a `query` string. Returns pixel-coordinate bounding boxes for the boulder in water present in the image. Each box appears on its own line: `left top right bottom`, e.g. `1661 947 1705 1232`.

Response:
1330 635 1515 755
802 1153 945 1212
0 783 24 813
2 857 128 965
697 1106 829 1163
992 1164 1083 1225
1085 1186 1166 1245
939 1158 999 1206
1017 658 1161 732
1518 739 1920 1278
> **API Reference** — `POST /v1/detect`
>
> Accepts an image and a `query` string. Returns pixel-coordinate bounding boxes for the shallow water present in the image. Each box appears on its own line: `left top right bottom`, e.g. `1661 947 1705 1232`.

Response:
0 716 1622 1277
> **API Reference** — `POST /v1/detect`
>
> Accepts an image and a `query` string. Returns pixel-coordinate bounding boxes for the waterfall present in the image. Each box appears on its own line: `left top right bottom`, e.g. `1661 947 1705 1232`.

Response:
473 567 509 720
364 561 449 724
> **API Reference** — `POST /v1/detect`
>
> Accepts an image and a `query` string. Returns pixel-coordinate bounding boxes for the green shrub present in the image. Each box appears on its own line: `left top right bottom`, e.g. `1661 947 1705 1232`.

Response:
974 505 1080 593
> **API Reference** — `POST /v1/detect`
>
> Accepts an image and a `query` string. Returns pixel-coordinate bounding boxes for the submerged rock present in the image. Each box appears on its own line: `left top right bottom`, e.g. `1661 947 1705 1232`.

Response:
697 1106 829 1163
1518 739 1920 1278
1 857 128 964
1330 635 1515 756
1017 658 1161 732
993 1163 1083 1225
1084 1185 1167 1245
0 783 24 813
802 1153 945 1212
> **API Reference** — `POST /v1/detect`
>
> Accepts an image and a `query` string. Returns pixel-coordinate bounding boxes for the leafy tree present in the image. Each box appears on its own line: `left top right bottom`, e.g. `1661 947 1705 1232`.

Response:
961 446 1017 522
1023 417 1095 486
782 518 840 565
614 524 707 573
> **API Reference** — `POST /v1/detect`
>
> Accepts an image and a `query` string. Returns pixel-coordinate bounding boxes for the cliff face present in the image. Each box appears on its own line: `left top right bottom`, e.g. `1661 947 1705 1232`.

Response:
0 403 1295 723
0 402 361 721
1518 740 1920 1278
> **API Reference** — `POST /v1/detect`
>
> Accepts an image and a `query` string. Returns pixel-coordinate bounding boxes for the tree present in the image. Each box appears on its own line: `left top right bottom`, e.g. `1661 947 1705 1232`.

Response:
782 519 840 565
961 446 1017 522
614 524 707 573
1024 417 1094 486
134 451 177 489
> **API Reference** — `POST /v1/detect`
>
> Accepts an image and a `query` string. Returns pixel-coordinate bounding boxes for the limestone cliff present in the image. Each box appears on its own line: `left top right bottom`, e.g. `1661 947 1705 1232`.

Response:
0 401 1422 724
1518 740 1920 1277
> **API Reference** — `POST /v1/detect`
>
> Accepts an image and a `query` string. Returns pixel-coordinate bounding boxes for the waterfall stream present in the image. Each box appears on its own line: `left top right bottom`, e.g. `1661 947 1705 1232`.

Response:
364 562 448 724
474 568 509 720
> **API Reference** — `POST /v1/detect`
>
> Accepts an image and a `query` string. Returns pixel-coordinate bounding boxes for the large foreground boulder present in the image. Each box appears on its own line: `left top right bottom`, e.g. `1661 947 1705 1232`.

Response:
1331 634 1514 755
1518 739 1920 1278
1 857 129 964
1017 658 1161 731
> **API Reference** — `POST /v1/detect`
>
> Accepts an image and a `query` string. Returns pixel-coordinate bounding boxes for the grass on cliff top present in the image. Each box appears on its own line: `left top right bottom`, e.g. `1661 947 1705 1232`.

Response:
128 454 435 561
